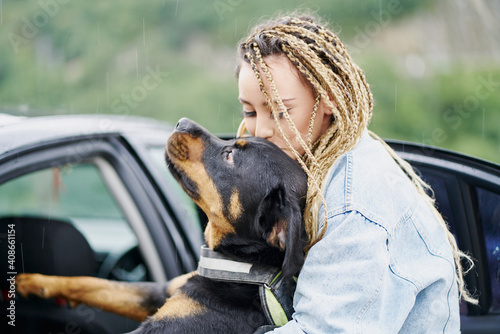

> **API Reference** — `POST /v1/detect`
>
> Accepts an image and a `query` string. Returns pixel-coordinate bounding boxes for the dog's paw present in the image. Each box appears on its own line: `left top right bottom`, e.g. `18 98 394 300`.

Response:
16 273 56 299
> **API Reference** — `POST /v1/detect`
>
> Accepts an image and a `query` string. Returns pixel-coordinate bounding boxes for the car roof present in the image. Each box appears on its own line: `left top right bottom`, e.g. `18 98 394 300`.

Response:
0 114 174 156
2 113 498 172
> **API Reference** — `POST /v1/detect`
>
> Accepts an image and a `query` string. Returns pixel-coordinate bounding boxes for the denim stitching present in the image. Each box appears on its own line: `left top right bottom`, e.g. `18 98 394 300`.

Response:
411 214 457 333
442 270 457 333
411 212 448 259
344 152 353 211
348 203 389 233
389 262 421 291
326 207 389 235
393 203 415 234
355 250 387 334
386 204 425 291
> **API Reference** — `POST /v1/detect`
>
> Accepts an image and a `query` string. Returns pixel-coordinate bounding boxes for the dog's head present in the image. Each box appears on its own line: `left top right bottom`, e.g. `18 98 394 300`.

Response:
165 118 308 278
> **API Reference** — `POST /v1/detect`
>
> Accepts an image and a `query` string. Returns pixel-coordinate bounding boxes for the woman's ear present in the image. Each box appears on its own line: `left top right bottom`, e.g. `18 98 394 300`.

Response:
322 94 338 115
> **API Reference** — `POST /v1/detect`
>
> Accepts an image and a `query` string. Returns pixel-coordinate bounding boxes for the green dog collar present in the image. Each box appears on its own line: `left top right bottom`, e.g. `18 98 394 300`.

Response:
260 271 290 327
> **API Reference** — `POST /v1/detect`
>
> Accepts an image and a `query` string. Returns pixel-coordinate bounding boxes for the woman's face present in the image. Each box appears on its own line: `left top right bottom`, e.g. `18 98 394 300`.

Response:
238 55 333 158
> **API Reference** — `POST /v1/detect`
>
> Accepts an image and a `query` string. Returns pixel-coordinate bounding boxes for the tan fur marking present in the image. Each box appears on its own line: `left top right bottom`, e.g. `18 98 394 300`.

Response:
168 132 235 248
204 218 236 249
191 161 235 247
152 292 205 320
235 139 248 147
167 271 196 296
229 190 243 221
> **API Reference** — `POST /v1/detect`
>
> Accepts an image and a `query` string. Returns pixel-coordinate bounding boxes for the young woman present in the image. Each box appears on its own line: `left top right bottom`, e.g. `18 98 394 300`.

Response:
235 14 476 333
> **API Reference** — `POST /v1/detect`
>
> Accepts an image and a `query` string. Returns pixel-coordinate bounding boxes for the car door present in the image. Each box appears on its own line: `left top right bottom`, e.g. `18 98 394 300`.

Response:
0 133 197 333
389 141 500 334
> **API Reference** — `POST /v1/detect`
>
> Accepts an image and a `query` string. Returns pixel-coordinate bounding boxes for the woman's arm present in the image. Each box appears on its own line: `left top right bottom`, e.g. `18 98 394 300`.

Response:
270 211 393 333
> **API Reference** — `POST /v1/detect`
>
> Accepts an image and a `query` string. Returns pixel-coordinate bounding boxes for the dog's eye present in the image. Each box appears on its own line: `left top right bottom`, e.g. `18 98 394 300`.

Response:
224 150 234 164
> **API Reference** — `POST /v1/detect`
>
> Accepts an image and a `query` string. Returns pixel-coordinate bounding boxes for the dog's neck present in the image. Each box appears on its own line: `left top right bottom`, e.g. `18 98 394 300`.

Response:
215 239 285 269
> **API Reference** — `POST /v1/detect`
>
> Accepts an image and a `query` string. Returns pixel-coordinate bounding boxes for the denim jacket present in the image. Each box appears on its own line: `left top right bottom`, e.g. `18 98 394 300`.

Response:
270 131 460 333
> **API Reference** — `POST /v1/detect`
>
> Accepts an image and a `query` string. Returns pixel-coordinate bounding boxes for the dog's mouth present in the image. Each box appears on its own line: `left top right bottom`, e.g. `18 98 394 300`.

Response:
165 151 200 201
167 133 190 162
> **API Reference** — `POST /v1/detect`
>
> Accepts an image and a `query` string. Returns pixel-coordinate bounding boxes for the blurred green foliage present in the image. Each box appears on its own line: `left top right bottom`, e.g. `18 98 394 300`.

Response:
0 0 498 163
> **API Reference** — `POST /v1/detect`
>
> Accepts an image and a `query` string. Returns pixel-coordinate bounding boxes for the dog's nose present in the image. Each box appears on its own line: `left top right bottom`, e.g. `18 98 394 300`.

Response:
175 117 190 130
174 118 206 139
175 118 196 134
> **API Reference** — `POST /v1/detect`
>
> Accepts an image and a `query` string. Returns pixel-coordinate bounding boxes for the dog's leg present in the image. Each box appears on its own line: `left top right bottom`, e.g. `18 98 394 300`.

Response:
16 272 196 321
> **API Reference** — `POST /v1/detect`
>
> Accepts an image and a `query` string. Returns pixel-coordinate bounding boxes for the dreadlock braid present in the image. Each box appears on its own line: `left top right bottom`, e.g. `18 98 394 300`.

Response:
236 13 477 304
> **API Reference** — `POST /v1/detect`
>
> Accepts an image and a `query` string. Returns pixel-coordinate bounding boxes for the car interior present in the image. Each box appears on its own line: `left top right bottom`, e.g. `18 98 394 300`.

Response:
0 158 160 333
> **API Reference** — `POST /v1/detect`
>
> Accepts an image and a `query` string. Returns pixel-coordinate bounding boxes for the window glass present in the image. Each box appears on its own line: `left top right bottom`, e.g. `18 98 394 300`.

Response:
0 163 137 254
421 172 456 235
475 187 500 312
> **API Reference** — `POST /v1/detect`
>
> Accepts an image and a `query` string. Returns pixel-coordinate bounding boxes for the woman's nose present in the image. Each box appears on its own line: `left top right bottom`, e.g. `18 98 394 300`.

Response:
254 114 275 140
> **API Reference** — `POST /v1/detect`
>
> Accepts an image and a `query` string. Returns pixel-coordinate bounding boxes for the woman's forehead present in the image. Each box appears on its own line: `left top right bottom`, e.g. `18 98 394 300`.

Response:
238 56 311 100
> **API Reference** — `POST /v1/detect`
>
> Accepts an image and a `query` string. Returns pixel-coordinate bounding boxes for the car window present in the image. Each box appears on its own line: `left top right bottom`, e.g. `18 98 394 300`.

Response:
420 172 457 234
475 186 500 312
418 164 500 315
0 163 137 254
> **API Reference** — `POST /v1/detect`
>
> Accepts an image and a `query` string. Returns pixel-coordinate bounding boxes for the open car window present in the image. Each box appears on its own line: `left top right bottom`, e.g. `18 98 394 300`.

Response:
0 158 155 283
0 163 137 254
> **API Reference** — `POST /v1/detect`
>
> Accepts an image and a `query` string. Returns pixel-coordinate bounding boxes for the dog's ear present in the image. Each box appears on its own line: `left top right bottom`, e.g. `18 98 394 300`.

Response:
256 185 307 279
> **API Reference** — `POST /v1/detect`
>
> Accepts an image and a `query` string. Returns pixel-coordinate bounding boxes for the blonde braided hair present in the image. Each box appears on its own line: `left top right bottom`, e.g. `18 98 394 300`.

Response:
236 13 477 304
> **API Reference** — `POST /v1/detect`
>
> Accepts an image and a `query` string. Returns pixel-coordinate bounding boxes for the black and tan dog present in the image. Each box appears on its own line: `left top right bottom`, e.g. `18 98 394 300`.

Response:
16 118 308 333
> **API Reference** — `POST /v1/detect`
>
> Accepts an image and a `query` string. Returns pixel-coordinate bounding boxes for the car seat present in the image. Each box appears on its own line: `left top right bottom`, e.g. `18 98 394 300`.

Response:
0 216 107 334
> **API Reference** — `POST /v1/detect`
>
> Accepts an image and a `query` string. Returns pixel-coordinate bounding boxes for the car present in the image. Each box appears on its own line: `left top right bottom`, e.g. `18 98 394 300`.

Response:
0 114 499 333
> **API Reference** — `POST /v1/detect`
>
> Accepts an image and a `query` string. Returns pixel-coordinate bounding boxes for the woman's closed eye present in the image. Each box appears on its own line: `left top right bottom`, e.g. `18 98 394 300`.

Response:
272 109 290 119
241 110 256 118
241 109 291 119
270 108 291 120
